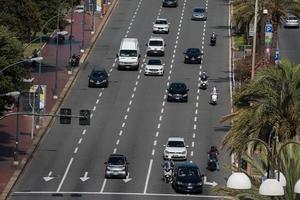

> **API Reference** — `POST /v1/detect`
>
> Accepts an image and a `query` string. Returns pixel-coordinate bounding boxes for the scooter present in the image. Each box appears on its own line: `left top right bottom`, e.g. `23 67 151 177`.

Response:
69 55 80 67
206 156 218 171
210 37 216 46
163 168 173 183
210 93 218 105
199 80 208 89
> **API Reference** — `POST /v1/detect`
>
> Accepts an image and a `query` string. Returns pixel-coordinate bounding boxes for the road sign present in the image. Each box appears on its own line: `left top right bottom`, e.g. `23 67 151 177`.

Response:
275 48 280 64
265 23 273 33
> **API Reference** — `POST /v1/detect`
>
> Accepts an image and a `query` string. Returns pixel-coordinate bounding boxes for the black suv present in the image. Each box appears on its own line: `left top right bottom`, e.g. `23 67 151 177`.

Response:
88 67 109 88
172 162 203 193
162 0 178 7
104 154 128 178
167 82 189 102
184 48 202 64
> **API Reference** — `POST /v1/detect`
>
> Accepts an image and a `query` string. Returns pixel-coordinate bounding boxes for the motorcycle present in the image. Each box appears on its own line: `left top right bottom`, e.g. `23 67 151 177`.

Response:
69 54 80 67
199 80 208 89
163 168 173 183
206 154 218 171
210 36 216 46
210 93 218 105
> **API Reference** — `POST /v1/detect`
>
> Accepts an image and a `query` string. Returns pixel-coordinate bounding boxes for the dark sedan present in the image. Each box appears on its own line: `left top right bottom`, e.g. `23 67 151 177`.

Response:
172 162 203 193
167 82 189 102
162 0 178 7
88 67 109 88
184 48 202 64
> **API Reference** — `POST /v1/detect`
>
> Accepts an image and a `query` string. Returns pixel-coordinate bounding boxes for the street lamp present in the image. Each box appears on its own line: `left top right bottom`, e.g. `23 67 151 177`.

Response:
251 0 258 80
226 138 300 197
80 1 86 53
0 57 43 74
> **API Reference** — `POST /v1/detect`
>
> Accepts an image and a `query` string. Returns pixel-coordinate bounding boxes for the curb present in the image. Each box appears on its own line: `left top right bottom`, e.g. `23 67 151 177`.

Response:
1 1 118 199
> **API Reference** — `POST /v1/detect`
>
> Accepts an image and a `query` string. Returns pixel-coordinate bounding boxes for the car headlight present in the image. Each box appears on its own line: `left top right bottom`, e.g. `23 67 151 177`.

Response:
197 182 203 186
168 93 172 97
89 79 94 83
181 151 187 154
185 55 189 58
183 94 187 97
177 181 183 185
145 67 149 71
197 56 201 58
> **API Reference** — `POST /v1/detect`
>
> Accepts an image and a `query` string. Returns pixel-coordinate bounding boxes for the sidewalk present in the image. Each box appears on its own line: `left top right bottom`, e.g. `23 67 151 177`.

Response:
0 1 116 198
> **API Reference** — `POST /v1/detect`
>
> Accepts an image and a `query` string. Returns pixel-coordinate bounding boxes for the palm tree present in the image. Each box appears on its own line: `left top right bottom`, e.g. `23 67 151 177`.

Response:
215 142 300 199
221 59 300 154
232 0 300 58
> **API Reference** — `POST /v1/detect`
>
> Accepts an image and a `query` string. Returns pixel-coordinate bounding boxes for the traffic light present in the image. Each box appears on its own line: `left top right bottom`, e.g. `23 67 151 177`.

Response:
240 158 247 170
79 109 91 125
60 108 71 124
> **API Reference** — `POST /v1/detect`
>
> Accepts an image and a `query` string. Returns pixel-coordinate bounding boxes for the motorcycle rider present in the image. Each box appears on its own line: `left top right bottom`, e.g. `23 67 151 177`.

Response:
200 71 208 81
70 53 80 67
207 146 220 171
210 32 217 45
162 157 174 182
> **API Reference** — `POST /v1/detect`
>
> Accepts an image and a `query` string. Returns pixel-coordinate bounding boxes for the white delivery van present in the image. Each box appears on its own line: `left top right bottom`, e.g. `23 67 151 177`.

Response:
117 38 140 70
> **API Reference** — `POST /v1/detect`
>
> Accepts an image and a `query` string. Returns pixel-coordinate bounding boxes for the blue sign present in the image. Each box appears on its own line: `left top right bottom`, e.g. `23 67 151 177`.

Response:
274 48 280 64
265 23 273 33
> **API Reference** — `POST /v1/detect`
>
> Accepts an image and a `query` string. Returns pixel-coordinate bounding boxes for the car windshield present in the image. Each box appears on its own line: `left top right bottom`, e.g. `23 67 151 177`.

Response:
148 59 162 65
149 40 163 46
194 8 205 13
178 168 199 177
167 141 185 147
156 20 167 24
187 48 200 54
92 71 107 77
287 16 297 20
120 50 137 57
108 157 125 165
169 83 186 92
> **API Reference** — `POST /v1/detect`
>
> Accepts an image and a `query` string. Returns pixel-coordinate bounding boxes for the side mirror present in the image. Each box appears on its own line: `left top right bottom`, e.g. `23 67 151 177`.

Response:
116 54 119 57
146 43 148 46
88 75 90 78
187 89 190 92
186 145 189 148
104 162 107 164
139 54 141 58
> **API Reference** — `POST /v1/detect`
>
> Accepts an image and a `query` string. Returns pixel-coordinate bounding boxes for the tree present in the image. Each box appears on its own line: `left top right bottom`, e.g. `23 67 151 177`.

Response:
0 26 31 113
0 0 42 41
221 59 300 154
214 143 300 200
232 0 300 58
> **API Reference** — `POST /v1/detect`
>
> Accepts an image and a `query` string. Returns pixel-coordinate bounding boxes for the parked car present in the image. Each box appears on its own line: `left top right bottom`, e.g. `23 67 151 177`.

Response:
146 37 166 56
104 154 128 178
284 15 299 28
162 0 178 7
172 161 203 194
163 137 188 160
184 48 202 64
144 59 164 76
167 82 189 102
153 18 170 34
191 7 207 21
88 67 109 88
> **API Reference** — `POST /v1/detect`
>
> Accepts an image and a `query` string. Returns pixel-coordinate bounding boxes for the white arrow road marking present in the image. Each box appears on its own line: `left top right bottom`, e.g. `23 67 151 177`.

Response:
43 171 55 182
123 172 132 183
80 172 90 182
203 176 218 187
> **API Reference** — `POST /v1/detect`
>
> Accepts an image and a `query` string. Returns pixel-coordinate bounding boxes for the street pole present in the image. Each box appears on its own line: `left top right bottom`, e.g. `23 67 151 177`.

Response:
251 0 258 80
68 0 74 74
13 94 21 166
53 4 60 100
81 0 86 53
91 0 95 34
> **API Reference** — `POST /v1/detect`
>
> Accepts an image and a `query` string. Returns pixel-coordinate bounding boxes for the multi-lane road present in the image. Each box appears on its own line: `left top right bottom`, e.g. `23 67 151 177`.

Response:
10 0 232 199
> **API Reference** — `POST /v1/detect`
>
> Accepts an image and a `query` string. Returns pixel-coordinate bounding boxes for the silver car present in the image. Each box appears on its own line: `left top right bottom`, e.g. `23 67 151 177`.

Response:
284 15 299 28
104 154 128 178
191 7 207 21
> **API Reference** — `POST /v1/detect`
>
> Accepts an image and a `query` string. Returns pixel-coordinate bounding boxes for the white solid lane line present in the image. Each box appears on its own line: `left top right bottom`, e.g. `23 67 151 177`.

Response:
100 179 107 193
56 157 74 192
143 159 153 194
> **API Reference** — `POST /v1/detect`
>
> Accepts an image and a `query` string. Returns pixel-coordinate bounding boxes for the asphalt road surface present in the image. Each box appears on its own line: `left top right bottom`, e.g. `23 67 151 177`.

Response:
10 0 232 199
279 27 300 64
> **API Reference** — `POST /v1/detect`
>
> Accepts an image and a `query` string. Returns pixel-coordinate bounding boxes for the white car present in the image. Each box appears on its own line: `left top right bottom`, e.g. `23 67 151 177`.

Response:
153 18 170 34
144 59 164 76
163 137 188 160
146 37 166 56
284 15 299 28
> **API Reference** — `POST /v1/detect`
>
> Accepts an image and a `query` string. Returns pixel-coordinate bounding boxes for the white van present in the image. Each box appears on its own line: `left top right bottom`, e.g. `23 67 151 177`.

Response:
117 38 140 70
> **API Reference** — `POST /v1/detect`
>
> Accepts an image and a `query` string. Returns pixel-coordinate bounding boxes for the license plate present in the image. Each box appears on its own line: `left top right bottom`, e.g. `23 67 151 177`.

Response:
188 186 193 189
96 82 100 84
176 97 180 99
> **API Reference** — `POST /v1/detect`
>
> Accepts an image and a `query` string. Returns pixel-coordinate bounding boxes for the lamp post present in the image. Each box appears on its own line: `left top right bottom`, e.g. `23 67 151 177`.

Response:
68 0 74 74
226 138 300 198
80 0 86 53
53 0 68 99
0 57 43 74
251 0 258 80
